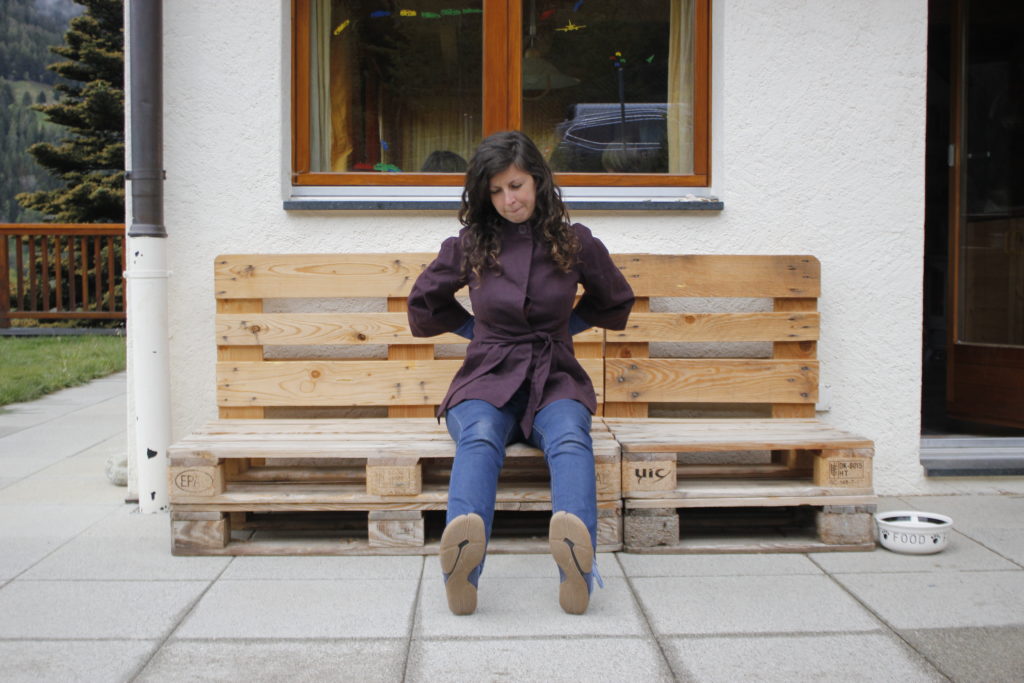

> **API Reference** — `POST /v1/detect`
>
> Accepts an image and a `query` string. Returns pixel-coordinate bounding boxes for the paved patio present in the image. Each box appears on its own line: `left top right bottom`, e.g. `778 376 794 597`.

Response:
1 373 1022 681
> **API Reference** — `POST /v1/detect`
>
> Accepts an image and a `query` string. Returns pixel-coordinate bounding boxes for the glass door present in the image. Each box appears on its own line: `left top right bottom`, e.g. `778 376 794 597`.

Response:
947 0 1024 427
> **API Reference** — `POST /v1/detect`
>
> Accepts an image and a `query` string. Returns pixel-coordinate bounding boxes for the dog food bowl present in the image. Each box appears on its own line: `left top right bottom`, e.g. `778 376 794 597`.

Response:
875 510 953 554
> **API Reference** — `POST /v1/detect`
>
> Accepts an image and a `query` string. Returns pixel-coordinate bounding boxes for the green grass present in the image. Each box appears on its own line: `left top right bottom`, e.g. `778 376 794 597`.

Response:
0 335 126 406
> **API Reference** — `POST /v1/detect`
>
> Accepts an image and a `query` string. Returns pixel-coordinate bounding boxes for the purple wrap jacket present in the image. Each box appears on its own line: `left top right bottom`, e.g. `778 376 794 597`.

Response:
407 221 635 437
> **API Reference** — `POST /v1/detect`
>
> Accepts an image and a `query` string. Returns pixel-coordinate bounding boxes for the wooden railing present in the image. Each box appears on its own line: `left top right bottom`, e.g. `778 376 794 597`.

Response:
0 224 126 327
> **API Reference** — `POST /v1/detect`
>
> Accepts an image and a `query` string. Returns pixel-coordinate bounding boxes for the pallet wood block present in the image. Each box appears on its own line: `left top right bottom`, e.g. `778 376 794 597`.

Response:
171 511 230 553
368 511 425 548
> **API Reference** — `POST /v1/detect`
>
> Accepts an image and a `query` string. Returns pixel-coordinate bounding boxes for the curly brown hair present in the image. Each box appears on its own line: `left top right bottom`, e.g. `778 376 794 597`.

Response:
457 131 579 281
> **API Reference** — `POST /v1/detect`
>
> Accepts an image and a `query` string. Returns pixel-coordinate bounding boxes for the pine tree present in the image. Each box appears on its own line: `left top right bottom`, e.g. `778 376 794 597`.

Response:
16 0 124 223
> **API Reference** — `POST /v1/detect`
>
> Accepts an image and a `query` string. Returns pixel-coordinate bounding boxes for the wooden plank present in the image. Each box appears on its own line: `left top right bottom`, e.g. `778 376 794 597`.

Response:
217 359 461 407
190 417 451 434
170 482 624 509
387 296 436 418
218 299 265 419
625 537 875 554
216 358 604 407
605 297 649 418
172 536 622 557
604 419 873 452
216 312 467 346
215 253 438 299
624 477 877 506
605 359 818 404
613 255 821 298
773 298 818 418
607 311 820 343
170 435 621 460
628 494 877 509
191 417 611 435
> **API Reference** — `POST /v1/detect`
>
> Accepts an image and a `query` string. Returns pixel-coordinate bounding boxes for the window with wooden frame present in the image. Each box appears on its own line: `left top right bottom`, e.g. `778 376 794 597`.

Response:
292 0 710 189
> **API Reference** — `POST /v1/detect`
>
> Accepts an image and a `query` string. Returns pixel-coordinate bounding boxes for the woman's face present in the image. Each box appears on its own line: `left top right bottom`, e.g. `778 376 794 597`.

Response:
488 164 536 224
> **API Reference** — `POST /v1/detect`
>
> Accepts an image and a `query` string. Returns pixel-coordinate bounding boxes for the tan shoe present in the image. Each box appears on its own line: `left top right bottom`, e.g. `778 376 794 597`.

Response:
439 513 486 615
549 511 594 615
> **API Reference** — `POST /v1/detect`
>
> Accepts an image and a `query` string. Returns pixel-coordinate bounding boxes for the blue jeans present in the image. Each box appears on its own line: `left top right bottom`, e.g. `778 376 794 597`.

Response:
444 393 598 552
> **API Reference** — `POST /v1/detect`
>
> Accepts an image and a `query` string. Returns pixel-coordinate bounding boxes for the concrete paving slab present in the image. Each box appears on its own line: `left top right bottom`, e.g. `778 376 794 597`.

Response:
175 579 418 639
34 438 125 478
77 505 169 539
0 580 209 639
0 425 115 463
0 470 125 505
69 394 126 418
964 528 1024 566
0 374 124 436
22 535 231 581
835 571 1024 629
0 477 18 489
0 538 64 580
0 639 158 683
0 503 116 540
0 403 69 435
900 495 1024 531
406 637 673 682
220 555 424 581
900 626 1024 683
136 639 408 682
810 532 1018 573
416 576 645 638
473 551 623 578
618 553 822 578
0 457 60 479
632 575 881 636
663 633 944 682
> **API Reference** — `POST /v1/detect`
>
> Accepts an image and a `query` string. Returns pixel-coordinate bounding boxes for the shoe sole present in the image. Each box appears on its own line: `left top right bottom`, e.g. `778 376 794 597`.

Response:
439 513 486 615
549 511 593 615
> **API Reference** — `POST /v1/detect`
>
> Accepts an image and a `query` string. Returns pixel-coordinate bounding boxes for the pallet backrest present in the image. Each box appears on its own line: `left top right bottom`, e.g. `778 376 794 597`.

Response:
604 255 821 419
213 254 604 419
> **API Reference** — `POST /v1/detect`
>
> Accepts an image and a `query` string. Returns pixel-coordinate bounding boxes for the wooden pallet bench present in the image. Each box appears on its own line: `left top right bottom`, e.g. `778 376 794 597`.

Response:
600 255 877 553
169 252 876 555
168 253 621 555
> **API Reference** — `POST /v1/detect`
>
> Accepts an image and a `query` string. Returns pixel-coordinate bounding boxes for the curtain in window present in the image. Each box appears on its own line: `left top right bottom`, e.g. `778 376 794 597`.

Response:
310 0 332 171
667 0 694 174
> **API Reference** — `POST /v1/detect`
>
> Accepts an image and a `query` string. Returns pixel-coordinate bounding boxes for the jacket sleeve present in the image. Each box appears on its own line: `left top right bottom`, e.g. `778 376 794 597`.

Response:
573 224 635 331
408 236 473 337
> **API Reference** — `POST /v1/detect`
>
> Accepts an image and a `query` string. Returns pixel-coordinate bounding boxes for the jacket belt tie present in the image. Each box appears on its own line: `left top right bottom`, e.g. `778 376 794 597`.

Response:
477 329 568 437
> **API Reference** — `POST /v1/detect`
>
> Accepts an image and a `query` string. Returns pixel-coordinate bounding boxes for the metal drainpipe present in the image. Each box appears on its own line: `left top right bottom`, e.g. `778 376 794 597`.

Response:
125 0 169 513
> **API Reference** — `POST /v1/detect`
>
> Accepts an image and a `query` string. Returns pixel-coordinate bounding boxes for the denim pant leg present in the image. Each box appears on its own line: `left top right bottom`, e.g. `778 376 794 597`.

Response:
529 399 598 548
444 399 520 543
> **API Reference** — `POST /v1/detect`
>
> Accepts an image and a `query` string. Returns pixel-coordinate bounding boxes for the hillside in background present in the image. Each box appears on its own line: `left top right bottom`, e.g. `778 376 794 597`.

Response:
1 0 83 222
1 0 82 83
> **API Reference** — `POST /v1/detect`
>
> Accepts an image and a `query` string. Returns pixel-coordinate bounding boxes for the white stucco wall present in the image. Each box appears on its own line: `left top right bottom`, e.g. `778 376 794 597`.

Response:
142 0 1023 496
